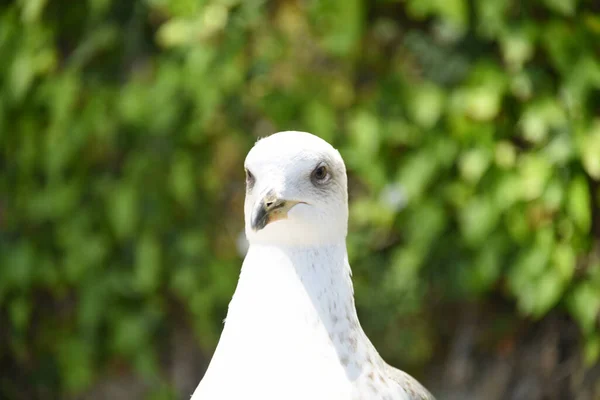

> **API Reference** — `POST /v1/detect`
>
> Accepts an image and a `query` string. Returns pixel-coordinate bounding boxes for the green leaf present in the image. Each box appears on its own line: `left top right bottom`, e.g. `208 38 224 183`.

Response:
470 238 504 293
2 242 35 289
27 182 80 221
349 110 380 158
407 83 445 128
459 147 492 184
529 269 565 317
9 296 31 332
519 98 566 144
19 0 49 23
501 27 535 71
156 18 195 48
494 141 517 169
580 120 600 179
107 182 139 241
459 196 500 246
567 175 591 232
135 233 162 294
169 153 196 207
303 100 337 142
474 0 511 38
313 0 364 56
518 154 552 200
568 282 600 334
58 338 94 393
541 0 578 16
552 243 576 282
584 333 600 366
508 231 552 294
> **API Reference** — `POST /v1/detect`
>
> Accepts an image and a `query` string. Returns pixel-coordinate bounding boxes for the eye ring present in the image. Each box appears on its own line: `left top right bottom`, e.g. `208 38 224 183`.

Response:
311 164 330 184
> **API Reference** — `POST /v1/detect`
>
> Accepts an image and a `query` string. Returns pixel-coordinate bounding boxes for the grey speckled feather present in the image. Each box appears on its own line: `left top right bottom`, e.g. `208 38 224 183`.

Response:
385 363 435 400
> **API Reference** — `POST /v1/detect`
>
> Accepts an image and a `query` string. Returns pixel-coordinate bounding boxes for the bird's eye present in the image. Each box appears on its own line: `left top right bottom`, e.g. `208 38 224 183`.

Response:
311 164 330 184
245 169 255 188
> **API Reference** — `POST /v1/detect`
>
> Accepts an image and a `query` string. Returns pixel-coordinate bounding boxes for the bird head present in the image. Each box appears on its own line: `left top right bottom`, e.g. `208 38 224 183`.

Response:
243 131 349 246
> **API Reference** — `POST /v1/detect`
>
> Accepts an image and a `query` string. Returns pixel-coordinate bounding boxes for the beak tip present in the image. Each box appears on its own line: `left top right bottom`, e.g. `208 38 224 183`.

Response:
251 208 269 232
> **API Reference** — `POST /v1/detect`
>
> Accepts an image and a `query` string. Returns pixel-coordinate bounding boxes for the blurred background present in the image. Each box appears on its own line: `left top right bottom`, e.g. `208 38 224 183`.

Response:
1 0 600 399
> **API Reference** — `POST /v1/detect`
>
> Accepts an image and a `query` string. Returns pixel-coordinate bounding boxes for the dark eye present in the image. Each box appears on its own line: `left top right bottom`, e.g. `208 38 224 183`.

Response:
311 164 330 184
245 168 255 188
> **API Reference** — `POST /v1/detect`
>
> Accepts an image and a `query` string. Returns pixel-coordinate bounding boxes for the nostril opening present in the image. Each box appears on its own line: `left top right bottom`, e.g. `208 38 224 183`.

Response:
266 201 273 208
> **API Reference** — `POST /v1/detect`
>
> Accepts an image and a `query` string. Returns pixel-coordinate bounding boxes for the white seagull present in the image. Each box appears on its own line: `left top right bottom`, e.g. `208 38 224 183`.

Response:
192 131 435 400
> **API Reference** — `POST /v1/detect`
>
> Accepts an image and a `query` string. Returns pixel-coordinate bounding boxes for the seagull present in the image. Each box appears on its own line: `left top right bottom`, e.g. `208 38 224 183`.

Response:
192 131 435 400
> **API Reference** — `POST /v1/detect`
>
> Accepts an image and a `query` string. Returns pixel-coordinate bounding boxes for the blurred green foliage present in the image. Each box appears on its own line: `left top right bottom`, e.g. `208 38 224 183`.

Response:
1 0 600 398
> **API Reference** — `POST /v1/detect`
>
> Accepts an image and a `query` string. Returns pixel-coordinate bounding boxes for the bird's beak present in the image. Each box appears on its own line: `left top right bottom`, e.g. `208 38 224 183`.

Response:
251 191 302 231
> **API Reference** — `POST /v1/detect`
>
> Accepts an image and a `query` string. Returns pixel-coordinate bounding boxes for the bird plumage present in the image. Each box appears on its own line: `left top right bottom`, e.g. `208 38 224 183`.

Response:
192 131 434 400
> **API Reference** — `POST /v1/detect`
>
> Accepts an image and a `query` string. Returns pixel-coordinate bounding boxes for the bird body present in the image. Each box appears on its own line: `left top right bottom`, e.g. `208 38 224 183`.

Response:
192 132 434 400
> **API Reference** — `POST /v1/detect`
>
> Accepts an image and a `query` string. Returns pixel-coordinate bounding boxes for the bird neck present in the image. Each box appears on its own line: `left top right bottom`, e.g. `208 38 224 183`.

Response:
199 240 385 397
226 240 360 338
